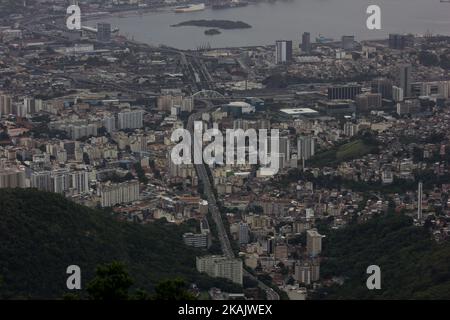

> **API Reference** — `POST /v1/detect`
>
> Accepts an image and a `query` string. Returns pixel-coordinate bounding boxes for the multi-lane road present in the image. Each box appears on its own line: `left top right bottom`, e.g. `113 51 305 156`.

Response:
187 106 280 300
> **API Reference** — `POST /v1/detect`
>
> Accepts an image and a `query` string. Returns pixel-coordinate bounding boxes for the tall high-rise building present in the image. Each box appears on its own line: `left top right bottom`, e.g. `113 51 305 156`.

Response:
99 181 140 207
102 115 116 133
0 94 12 116
97 23 111 42
341 35 355 51
196 255 243 285
418 181 423 220
239 222 249 245
392 86 404 102
301 32 311 54
118 110 144 130
51 169 71 194
71 171 90 195
24 98 43 115
306 229 323 257
371 78 393 99
389 34 414 50
355 93 382 112
279 136 291 161
297 135 315 160
275 40 293 64
399 64 412 98
0 168 26 188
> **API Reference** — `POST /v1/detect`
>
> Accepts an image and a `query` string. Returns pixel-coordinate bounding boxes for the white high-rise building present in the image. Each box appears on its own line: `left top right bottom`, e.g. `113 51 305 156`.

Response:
24 98 43 115
51 169 71 194
393 86 404 102
196 255 243 285
275 40 293 64
118 110 144 130
0 168 26 188
297 135 315 160
103 115 116 133
71 171 90 195
306 229 323 257
0 94 12 116
31 171 52 192
99 181 140 207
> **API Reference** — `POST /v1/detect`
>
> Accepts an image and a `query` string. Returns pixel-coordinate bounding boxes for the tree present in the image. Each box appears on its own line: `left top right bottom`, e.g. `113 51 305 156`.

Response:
151 278 196 300
87 262 134 300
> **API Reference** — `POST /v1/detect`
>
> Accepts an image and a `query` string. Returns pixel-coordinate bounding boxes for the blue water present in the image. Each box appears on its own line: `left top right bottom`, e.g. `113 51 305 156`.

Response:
90 0 450 49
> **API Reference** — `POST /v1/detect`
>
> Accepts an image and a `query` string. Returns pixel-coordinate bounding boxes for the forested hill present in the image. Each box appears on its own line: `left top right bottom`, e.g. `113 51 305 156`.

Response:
316 214 450 299
0 188 231 299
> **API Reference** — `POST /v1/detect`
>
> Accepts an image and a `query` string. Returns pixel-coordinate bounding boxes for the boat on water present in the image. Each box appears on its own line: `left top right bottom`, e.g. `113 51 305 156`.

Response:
316 34 334 43
174 3 206 13
212 0 248 9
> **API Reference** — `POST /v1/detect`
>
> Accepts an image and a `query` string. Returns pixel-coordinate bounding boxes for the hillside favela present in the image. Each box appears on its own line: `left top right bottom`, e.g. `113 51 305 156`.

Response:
1 0 450 305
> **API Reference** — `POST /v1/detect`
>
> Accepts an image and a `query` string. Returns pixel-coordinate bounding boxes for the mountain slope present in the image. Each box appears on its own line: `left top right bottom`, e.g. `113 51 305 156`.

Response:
317 214 450 299
0 188 235 299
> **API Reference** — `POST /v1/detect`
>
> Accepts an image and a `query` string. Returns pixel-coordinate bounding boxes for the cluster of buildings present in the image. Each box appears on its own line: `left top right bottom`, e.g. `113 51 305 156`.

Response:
1 1 450 300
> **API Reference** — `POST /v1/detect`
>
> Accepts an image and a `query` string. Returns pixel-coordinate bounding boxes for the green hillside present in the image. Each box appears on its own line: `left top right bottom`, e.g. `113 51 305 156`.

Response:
309 138 379 167
315 214 450 299
0 188 238 299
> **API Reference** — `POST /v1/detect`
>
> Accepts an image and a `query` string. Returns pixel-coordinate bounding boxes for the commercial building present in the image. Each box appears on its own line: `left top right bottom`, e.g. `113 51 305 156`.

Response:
297 135 315 160
393 86 404 102
371 78 393 99
317 100 355 115
275 40 293 64
239 222 250 245
328 85 362 100
355 93 382 112
301 32 311 54
399 64 412 98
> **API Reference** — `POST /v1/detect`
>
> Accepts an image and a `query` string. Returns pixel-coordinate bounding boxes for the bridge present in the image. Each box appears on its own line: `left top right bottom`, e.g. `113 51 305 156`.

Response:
191 90 227 100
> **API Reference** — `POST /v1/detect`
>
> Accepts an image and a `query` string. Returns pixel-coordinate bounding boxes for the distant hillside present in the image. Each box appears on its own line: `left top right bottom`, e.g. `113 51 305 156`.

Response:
309 138 379 167
0 189 239 299
315 214 450 299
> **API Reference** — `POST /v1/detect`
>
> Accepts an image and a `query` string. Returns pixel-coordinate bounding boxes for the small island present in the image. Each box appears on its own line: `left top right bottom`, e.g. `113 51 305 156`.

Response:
171 19 252 30
204 29 221 36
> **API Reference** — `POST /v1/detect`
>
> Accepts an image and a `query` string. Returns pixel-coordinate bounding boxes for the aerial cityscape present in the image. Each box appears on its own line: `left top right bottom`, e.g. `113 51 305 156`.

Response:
1 0 450 304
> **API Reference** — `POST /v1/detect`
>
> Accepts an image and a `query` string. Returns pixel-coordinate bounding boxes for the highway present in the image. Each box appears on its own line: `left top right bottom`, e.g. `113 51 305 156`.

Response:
187 105 280 300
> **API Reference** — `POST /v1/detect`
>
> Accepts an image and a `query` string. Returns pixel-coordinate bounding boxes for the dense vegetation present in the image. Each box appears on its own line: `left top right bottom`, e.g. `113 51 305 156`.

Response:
0 189 240 299
314 213 450 299
309 136 379 167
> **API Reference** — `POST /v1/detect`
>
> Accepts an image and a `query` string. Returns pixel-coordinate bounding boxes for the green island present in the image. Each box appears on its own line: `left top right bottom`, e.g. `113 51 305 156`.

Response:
171 19 252 30
204 28 221 36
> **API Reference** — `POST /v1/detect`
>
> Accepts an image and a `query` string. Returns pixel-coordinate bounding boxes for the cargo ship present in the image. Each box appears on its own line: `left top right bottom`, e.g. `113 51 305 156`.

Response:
174 3 206 12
